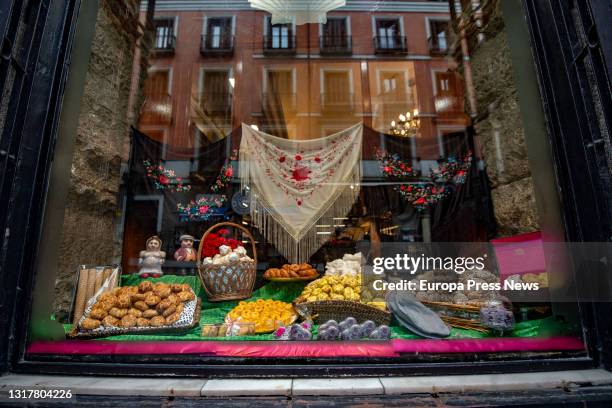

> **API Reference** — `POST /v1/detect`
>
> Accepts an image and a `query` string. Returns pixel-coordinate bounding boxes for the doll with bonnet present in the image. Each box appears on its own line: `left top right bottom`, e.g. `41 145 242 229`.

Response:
138 236 166 278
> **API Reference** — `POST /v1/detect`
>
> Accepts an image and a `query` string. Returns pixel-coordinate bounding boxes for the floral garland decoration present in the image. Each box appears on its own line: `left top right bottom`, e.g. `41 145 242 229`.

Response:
143 160 191 192
175 150 238 221
177 195 227 221
376 149 472 211
430 151 473 184
210 149 238 193
374 149 419 178
397 183 448 211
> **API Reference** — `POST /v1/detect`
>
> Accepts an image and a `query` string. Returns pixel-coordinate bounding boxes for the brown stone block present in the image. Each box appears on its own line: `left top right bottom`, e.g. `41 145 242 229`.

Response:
491 177 539 237
476 94 531 187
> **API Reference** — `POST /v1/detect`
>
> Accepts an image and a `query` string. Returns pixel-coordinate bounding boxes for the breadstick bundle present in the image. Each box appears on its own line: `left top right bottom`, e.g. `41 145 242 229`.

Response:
72 265 120 325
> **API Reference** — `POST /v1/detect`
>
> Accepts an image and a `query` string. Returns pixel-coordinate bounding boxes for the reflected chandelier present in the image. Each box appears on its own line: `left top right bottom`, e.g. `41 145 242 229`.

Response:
248 0 346 25
390 109 421 137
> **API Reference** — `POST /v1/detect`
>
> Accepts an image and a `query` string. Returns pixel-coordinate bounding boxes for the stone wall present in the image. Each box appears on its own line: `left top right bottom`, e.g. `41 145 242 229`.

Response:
452 0 539 237
53 0 152 319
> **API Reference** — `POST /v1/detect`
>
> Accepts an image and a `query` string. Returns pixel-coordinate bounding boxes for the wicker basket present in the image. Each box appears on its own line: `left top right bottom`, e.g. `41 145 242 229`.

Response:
197 222 257 302
294 300 391 326
420 301 488 333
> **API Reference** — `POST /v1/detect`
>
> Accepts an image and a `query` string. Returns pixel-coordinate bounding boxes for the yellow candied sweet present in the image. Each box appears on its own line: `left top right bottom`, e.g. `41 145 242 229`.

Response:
226 299 295 332
297 274 363 302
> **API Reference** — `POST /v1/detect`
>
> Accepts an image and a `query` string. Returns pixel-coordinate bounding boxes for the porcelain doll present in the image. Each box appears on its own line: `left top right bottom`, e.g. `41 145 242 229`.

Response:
138 236 166 278
173 234 197 262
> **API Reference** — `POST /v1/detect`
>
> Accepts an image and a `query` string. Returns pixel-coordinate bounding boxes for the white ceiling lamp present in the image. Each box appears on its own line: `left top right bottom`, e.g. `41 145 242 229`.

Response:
248 0 346 25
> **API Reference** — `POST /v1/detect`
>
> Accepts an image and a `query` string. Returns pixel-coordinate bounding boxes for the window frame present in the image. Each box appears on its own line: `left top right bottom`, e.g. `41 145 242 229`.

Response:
153 16 178 50
2 0 610 378
202 15 235 50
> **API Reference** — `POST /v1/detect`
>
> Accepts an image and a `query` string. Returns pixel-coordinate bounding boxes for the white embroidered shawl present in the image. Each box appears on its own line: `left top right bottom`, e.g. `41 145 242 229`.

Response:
239 123 362 263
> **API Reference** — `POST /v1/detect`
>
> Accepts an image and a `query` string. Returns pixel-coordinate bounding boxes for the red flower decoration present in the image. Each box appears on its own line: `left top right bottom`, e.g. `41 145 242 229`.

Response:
295 154 302 161
202 232 241 257
383 166 392 174
414 197 426 205
279 156 286 163
314 156 321 163
158 175 169 185
291 166 310 182
224 167 234 177
198 205 209 214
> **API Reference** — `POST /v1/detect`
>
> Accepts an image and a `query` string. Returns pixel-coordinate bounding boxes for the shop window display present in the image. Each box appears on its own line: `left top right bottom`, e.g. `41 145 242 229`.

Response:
26 0 587 361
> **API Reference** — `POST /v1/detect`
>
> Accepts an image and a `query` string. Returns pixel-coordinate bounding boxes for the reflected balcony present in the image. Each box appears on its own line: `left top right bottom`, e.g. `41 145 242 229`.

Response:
319 35 352 55
428 36 449 56
374 35 407 54
153 33 176 55
200 34 234 57
263 35 296 55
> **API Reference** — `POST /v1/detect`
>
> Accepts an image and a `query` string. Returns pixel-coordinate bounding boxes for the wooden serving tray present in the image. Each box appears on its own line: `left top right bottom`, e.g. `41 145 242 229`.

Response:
264 273 320 282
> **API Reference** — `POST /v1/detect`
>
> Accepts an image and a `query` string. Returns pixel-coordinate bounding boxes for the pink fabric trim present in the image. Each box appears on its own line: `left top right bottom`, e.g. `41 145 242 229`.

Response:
26 336 584 357
391 336 584 353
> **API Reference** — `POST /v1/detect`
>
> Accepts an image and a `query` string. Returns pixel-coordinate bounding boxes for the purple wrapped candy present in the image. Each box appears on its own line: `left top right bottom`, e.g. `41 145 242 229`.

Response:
326 325 340 339
295 329 312 341
480 303 514 332
288 324 301 338
368 328 382 339
317 328 336 341
319 320 338 332
301 320 313 331
349 324 364 339
339 317 357 331
377 325 390 339
361 320 376 336
341 328 355 340
289 324 312 341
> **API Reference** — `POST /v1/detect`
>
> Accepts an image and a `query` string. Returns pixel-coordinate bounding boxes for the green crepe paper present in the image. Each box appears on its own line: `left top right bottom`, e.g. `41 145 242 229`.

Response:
63 275 578 341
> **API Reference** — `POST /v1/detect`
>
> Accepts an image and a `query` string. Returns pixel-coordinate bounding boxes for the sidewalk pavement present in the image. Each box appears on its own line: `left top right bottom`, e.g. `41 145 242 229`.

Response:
0 369 611 397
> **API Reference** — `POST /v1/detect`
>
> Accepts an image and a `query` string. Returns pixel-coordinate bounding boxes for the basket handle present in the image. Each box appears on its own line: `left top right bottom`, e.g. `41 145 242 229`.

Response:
196 222 258 265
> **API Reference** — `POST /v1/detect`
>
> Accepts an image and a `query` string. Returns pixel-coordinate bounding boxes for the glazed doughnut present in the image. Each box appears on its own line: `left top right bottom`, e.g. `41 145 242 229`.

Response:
109 307 128 319
89 307 107 320
116 294 131 309
144 293 161 306
133 301 149 311
142 309 158 318
154 286 172 299
162 305 177 317
81 318 101 330
102 315 119 327
138 281 154 293
128 308 143 318
120 314 137 328
130 293 146 302
177 290 195 302
149 316 166 327
165 312 180 325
